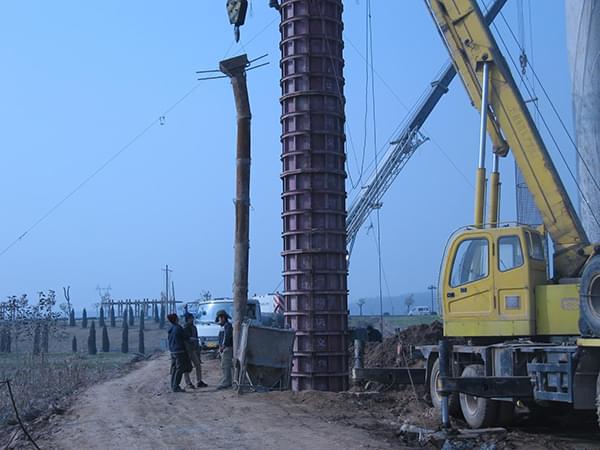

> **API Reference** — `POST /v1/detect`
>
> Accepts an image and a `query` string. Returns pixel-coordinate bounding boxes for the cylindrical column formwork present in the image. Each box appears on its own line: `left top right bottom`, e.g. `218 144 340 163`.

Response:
279 0 349 392
567 0 600 242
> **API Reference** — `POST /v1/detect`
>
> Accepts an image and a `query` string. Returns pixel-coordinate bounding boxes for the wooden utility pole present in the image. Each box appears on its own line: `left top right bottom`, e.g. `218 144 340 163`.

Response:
220 54 251 361
162 265 172 311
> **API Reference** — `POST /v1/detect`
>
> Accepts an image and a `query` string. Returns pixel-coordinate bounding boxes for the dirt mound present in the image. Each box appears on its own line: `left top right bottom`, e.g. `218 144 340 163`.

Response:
364 321 443 368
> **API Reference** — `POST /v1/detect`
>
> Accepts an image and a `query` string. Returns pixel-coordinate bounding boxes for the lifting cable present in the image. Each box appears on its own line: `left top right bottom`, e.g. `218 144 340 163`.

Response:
344 38 473 193
484 1 600 211
365 0 386 336
488 9 600 231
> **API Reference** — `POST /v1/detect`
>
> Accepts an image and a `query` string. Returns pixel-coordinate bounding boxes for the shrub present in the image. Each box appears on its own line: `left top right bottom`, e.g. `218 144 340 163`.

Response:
69 308 76 327
88 321 97 355
159 304 166 329
121 322 129 353
72 336 77 353
110 306 116 327
99 306 105 328
102 325 110 352
122 309 128 328
153 304 159 323
32 324 41 355
138 328 145 354
41 323 49 353
82 308 88 328
128 306 134 327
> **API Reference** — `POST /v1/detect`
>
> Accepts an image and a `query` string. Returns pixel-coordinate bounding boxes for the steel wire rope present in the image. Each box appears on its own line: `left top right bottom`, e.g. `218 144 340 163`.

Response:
345 36 474 189
365 0 385 337
488 11 600 231
367 222 394 315
356 0 372 190
486 1 600 205
310 0 365 191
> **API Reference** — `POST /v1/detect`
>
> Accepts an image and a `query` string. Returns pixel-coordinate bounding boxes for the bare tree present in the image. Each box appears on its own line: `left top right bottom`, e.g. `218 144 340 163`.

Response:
356 298 366 316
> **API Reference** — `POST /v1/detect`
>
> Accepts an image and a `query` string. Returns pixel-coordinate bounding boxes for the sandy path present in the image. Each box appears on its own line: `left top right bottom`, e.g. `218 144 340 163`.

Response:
38 354 394 450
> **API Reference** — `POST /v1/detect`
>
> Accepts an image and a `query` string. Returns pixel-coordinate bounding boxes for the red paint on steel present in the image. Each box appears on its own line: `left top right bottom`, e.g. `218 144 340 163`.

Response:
279 0 348 392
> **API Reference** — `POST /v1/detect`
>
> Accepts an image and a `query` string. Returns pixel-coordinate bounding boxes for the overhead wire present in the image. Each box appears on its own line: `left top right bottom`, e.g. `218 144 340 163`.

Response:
0 84 199 258
0 16 281 258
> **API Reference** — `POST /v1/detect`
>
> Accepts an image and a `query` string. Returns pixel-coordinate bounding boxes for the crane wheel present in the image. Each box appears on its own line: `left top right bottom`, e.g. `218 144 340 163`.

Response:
429 358 461 418
496 401 515 427
596 371 600 428
579 256 600 336
459 364 498 429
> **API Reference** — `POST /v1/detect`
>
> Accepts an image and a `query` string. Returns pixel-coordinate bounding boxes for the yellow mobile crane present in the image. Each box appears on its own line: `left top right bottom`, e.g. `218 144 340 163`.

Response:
418 0 600 429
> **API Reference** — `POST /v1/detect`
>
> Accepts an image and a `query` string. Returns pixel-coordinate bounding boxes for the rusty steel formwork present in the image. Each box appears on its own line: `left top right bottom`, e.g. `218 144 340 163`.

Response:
279 0 349 392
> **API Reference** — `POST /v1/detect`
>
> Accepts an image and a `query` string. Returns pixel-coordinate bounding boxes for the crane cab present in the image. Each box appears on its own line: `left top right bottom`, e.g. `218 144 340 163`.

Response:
441 225 562 338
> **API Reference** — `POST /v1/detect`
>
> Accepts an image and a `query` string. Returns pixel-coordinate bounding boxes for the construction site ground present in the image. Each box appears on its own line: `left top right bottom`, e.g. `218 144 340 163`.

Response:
12 352 597 450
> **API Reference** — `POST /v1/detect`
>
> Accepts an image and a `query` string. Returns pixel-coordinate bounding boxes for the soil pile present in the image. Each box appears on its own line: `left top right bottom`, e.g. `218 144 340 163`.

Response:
364 321 443 368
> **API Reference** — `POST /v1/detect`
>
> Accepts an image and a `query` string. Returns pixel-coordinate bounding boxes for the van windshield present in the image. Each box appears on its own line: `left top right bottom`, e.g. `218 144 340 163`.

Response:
198 302 234 323
196 301 258 323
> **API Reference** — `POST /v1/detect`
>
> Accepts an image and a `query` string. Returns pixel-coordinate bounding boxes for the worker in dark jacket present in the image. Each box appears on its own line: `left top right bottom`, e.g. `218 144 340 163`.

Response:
167 313 192 392
182 313 208 388
216 309 233 389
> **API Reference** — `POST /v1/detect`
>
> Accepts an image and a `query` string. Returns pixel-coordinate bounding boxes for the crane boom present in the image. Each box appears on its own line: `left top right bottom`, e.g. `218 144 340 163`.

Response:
346 0 507 253
426 0 590 277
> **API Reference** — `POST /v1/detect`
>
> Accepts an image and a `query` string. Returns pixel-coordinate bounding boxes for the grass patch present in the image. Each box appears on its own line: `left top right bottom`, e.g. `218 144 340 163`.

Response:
0 352 139 427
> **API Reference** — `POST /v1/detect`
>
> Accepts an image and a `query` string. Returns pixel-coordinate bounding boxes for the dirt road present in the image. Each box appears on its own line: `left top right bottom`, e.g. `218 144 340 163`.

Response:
37 354 397 450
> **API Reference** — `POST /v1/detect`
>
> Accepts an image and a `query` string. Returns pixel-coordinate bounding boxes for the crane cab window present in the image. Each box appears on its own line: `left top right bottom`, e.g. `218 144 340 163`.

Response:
450 238 489 287
526 231 545 260
498 235 524 272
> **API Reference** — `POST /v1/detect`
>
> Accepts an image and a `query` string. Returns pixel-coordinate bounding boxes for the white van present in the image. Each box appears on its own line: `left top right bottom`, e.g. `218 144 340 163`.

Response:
408 306 432 316
188 298 261 349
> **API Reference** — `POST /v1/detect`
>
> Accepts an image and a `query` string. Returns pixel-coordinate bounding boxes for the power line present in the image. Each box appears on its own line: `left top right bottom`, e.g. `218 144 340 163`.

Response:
0 82 204 258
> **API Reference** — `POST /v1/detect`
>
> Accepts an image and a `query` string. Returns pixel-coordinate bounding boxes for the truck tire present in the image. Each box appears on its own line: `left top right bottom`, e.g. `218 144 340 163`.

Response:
459 364 498 429
496 401 515 427
429 358 462 417
579 256 600 336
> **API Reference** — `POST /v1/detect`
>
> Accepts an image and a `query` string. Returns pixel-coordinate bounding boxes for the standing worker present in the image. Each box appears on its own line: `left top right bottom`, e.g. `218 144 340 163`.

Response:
182 312 208 388
216 309 233 390
167 313 192 393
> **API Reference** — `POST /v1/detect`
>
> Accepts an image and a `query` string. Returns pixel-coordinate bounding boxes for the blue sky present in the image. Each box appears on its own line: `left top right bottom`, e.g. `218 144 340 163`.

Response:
0 1 577 312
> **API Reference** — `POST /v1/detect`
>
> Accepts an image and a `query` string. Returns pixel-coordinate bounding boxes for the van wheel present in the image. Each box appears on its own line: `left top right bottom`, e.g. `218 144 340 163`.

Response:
429 358 461 417
579 256 600 336
459 364 498 429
